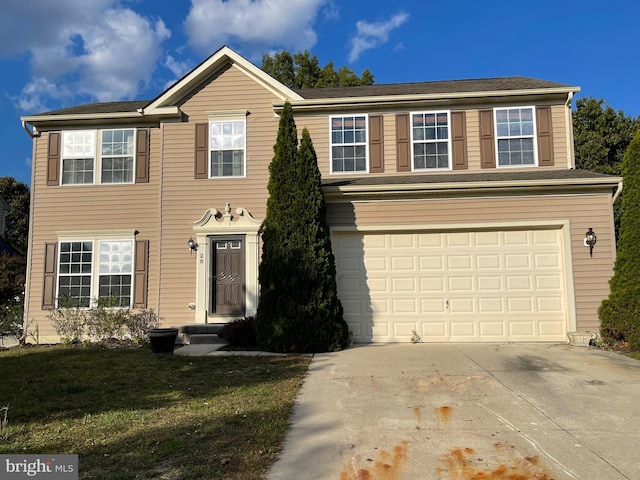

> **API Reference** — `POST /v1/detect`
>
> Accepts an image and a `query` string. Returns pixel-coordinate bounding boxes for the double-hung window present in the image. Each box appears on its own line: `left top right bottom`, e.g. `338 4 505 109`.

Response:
209 120 246 177
495 107 536 166
57 239 134 307
331 115 367 173
101 129 135 183
61 129 136 185
411 111 451 170
62 131 95 185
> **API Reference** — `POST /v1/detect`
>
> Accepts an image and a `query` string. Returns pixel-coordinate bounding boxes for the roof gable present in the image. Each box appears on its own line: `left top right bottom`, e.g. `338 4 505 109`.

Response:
144 45 302 115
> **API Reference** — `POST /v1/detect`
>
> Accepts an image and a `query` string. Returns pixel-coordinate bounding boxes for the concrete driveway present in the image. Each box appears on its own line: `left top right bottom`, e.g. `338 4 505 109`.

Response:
267 343 640 480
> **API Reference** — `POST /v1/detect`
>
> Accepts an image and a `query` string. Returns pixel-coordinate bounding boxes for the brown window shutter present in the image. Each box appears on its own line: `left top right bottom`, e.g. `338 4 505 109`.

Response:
479 110 496 169
369 115 384 173
134 240 149 308
536 106 554 166
135 128 150 183
396 113 411 172
47 132 61 186
451 111 468 170
194 123 208 179
42 242 58 309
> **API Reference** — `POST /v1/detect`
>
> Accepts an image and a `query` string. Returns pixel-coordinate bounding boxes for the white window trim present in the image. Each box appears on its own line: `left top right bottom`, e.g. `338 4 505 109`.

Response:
55 235 135 308
99 128 136 185
60 128 137 186
493 106 539 168
208 116 247 179
410 110 453 172
329 113 369 175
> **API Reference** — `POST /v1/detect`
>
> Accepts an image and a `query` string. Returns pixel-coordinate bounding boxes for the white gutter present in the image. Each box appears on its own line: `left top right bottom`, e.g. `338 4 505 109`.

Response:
323 176 623 197
275 86 580 111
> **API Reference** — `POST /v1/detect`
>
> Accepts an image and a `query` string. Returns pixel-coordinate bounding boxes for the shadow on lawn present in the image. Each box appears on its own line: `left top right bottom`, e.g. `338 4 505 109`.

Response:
0 346 309 424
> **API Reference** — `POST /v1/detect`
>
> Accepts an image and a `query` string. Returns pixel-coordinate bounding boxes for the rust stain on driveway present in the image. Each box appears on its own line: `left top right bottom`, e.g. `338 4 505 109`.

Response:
437 443 552 479
340 441 409 480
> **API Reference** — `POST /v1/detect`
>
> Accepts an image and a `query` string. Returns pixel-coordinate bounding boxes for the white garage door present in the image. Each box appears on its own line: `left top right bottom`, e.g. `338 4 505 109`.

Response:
333 229 568 343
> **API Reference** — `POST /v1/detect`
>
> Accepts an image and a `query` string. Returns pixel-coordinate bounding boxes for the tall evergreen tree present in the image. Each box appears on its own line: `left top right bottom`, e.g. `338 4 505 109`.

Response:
599 128 640 349
255 102 300 351
255 103 348 352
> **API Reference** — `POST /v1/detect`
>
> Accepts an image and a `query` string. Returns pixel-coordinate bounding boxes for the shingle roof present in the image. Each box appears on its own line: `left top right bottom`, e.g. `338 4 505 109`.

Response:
38 100 150 116
32 77 576 117
296 77 576 100
322 169 618 188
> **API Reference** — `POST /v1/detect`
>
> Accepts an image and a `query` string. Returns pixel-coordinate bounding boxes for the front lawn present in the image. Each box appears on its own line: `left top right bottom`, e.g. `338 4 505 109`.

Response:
0 345 310 479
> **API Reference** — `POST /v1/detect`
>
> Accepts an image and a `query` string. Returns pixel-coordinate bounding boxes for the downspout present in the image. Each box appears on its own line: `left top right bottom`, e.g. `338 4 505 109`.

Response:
564 92 575 169
612 180 623 205
21 120 37 139
22 120 38 343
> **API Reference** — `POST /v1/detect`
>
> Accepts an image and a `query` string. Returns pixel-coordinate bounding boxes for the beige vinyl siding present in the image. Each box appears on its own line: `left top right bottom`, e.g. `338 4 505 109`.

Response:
25 128 162 338
326 192 615 333
157 64 280 326
295 103 569 177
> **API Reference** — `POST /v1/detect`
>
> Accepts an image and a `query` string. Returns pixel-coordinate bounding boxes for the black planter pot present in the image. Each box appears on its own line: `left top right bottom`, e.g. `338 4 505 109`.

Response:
148 328 179 355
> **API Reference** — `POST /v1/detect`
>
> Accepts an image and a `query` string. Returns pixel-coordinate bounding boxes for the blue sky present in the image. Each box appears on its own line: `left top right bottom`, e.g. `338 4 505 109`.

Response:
0 0 638 186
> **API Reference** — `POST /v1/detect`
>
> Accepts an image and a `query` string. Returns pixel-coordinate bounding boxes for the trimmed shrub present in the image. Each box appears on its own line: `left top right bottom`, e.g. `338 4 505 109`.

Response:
218 317 256 347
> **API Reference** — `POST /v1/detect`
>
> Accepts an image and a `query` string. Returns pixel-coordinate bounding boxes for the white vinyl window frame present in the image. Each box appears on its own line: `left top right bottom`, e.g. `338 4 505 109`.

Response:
410 110 452 171
55 234 135 308
494 106 538 168
329 114 369 174
208 118 247 179
61 128 136 185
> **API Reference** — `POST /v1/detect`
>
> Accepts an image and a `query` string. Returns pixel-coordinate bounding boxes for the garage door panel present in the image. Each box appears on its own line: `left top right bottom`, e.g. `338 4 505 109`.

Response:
448 255 473 269
477 276 502 290
421 298 446 313
421 277 445 291
478 298 504 313
420 256 444 270
333 228 567 343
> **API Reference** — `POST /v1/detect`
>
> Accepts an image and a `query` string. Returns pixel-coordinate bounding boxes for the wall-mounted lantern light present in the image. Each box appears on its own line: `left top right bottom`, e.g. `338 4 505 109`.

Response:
585 228 597 257
187 237 198 254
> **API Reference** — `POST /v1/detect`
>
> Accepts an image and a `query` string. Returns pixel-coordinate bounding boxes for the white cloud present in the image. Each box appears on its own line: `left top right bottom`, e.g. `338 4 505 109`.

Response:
163 55 193 89
184 0 328 57
348 12 409 63
0 0 171 113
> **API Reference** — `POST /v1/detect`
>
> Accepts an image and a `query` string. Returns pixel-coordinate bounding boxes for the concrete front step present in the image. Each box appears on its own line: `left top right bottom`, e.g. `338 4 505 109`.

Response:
178 324 229 346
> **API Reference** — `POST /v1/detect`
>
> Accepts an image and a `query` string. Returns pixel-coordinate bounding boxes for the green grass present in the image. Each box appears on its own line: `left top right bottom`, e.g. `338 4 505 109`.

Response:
0 345 311 479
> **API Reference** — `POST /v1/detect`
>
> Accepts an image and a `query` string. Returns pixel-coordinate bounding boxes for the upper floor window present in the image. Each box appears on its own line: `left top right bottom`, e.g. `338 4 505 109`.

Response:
209 120 246 177
331 115 367 173
61 129 136 185
57 239 133 307
62 131 95 185
495 107 536 166
101 129 135 183
411 111 451 170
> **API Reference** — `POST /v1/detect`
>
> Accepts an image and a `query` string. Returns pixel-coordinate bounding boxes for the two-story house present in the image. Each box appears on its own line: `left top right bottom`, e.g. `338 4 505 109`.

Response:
21 46 621 344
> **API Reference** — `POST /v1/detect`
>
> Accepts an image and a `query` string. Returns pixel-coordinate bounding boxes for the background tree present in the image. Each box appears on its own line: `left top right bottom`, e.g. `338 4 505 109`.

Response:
0 177 29 339
0 252 26 338
573 97 639 235
262 50 374 89
598 128 640 350
255 103 348 352
0 177 30 254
